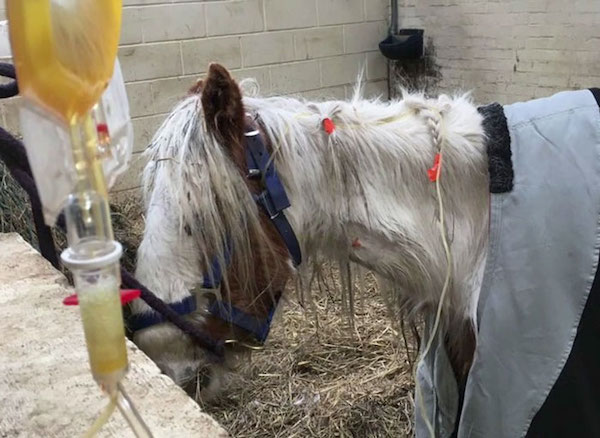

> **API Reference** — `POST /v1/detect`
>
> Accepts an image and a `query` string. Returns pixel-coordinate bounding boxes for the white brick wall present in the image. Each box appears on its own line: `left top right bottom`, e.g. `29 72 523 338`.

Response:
0 1 390 194
112 0 389 192
3 2 598 198
397 0 600 105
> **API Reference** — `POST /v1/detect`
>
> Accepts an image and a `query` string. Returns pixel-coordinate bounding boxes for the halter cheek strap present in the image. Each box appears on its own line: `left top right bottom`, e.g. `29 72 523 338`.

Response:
127 123 301 345
245 126 302 267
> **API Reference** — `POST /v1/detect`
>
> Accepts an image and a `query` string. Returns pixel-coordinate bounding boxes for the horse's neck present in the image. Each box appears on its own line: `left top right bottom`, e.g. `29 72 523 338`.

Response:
265 95 490 328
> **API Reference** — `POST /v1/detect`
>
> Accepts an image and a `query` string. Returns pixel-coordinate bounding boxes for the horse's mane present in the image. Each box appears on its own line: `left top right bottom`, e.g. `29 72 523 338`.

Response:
141 92 281 303
245 84 486 315
142 79 488 367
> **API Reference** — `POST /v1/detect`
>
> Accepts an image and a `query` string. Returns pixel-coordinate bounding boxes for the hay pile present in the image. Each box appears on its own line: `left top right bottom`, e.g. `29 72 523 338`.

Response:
204 271 418 437
0 161 38 245
109 199 145 273
0 160 143 272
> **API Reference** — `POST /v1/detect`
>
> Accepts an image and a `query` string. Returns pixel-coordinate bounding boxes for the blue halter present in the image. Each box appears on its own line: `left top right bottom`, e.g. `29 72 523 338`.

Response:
128 122 301 346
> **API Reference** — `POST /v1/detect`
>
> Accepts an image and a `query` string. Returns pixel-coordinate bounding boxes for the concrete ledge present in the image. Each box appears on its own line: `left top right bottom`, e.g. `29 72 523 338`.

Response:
0 233 228 438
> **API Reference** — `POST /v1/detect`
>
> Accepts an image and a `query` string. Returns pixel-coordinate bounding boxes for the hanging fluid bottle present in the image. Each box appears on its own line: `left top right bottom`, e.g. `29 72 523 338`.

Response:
7 0 132 224
7 1 151 436
8 0 121 122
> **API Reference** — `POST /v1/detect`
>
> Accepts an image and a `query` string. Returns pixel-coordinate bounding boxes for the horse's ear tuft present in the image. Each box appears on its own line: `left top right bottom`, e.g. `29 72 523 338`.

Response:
189 79 203 95
201 63 245 145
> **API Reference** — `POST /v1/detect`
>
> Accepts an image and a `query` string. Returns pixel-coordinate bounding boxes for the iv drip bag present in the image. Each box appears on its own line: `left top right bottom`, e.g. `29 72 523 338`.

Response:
0 20 133 225
18 60 133 225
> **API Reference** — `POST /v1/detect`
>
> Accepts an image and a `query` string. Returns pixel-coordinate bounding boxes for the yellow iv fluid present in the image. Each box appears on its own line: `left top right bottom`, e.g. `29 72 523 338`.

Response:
7 0 122 122
8 0 127 378
78 280 128 379
7 2 153 435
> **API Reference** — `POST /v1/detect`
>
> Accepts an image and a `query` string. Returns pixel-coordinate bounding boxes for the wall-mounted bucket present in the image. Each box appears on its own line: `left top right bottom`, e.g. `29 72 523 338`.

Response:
379 28 424 60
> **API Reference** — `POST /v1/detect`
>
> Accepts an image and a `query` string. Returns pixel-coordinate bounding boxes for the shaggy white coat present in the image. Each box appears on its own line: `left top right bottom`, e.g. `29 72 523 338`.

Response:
133 81 490 395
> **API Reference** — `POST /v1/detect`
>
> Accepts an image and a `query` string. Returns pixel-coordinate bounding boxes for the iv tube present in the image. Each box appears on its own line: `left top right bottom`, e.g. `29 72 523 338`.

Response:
60 48 153 438
61 155 152 438
7 1 152 434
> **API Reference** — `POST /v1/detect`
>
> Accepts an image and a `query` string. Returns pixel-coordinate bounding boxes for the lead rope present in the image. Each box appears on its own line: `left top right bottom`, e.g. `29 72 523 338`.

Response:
412 103 453 438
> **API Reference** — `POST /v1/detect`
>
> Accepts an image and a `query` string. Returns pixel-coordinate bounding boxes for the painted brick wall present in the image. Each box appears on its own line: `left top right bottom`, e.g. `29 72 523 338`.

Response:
3 1 391 196
396 0 600 106
0 0 389 195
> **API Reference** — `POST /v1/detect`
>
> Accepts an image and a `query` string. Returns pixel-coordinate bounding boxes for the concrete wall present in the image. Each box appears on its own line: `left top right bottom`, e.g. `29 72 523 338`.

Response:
396 0 600 105
0 233 228 437
0 0 389 196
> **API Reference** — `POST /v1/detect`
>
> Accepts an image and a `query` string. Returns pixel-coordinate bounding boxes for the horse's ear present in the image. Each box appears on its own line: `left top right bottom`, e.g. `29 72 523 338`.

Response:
201 63 245 144
189 79 203 95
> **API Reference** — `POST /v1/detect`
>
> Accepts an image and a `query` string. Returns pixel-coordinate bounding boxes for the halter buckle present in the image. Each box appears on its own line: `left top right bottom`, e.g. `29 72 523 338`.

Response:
255 191 280 220
191 285 219 310
247 168 261 179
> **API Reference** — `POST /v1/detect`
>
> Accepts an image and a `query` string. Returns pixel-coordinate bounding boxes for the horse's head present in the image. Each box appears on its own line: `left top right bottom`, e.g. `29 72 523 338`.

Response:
132 64 295 398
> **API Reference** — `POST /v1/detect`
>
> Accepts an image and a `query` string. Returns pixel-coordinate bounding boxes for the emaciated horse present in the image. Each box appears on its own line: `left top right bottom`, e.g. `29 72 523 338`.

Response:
132 63 600 437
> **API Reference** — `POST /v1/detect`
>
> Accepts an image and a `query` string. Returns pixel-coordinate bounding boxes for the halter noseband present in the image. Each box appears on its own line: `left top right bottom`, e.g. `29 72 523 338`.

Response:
127 120 302 350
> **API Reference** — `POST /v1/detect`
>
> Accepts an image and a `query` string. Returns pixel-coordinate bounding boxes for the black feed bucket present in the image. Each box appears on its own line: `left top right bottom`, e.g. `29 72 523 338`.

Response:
379 28 424 60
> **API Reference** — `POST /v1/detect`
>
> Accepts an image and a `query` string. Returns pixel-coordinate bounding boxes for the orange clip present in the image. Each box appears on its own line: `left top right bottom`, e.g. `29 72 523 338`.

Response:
427 153 442 182
322 118 335 135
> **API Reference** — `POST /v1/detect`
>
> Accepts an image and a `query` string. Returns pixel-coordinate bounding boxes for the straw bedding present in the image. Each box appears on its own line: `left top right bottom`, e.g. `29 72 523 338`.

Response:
203 270 417 437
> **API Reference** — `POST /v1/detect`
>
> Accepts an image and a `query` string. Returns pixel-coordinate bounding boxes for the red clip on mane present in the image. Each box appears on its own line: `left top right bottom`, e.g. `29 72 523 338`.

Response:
428 153 442 182
322 118 335 135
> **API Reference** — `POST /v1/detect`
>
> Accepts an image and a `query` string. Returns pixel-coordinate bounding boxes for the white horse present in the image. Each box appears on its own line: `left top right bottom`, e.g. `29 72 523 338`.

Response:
132 63 487 395
132 63 600 436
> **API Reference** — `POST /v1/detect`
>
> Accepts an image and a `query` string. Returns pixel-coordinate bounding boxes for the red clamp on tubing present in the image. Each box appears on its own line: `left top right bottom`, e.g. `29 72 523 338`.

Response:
96 123 109 135
427 153 442 182
63 289 141 306
322 117 335 135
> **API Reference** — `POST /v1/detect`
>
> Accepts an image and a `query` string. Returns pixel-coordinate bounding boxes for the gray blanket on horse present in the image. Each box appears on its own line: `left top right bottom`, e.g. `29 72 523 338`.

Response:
416 88 600 438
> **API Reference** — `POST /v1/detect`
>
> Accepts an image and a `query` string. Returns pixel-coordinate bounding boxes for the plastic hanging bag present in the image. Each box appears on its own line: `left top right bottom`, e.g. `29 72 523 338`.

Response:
1 10 132 226
17 59 133 225
1 18 133 226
